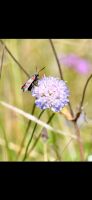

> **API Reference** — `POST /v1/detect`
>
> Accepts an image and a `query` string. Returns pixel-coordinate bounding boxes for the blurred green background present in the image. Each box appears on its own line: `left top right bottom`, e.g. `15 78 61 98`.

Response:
0 39 92 161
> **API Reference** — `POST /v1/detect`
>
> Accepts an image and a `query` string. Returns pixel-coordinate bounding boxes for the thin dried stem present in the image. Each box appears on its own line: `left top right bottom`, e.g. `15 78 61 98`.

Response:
80 74 92 111
49 39 74 117
49 39 84 160
0 44 5 78
74 74 92 122
49 39 64 80
0 39 30 78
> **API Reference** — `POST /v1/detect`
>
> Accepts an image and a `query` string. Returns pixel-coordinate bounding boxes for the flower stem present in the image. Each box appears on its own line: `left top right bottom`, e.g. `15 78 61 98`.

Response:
16 103 36 160
27 113 55 157
22 110 44 161
80 74 92 110
49 39 64 80
49 39 84 160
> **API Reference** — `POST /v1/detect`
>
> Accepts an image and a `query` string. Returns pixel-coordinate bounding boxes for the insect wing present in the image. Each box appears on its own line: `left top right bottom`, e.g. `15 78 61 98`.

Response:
21 75 35 91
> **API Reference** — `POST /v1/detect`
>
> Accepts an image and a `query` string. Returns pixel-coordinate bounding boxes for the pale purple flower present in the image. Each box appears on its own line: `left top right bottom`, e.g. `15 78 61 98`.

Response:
60 54 91 74
31 76 69 112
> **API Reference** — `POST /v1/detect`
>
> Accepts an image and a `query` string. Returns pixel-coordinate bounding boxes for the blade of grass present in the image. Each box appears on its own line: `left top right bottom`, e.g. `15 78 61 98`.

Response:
0 101 79 140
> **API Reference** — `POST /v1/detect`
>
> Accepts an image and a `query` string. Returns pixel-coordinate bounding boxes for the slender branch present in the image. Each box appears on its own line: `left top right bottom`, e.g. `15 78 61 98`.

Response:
49 39 74 118
0 39 30 78
49 39 84 160
74 74 92 122
80 74 92 109
49 39 64 80
0 44 5 78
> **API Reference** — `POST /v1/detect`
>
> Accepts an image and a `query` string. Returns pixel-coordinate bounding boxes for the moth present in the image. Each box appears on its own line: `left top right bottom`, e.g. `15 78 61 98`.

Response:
21 67 46 92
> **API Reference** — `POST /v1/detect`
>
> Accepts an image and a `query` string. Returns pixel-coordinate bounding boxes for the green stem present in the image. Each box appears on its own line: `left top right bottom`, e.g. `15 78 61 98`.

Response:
22 110 44 161
27 113 55 158
16 103 36 160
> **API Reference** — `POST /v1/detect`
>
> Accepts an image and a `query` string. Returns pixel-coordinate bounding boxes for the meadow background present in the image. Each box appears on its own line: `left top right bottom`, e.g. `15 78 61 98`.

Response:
0 39 92 161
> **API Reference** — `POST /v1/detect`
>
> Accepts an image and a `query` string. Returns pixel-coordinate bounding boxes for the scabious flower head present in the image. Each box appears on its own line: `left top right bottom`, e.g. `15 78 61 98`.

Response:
31 76 69 112
60 54 91 74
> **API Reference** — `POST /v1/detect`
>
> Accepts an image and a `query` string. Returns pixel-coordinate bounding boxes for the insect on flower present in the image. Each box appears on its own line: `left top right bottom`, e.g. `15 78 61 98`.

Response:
21 67 46 92
32 76 70 112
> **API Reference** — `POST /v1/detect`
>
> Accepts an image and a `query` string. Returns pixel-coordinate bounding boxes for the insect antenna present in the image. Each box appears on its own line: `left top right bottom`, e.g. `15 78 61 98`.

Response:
38 66 46 73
